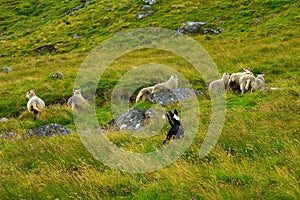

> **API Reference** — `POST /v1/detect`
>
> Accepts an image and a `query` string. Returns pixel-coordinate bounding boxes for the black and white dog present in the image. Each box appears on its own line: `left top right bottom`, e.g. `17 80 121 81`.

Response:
162 109 184 146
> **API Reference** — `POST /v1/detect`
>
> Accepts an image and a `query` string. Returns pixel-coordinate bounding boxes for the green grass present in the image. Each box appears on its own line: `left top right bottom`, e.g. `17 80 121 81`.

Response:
0 0 299 199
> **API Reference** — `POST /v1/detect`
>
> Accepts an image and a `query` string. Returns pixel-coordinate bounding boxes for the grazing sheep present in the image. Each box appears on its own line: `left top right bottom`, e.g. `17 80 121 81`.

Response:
67 89 88 110
135 75 179 103
152 75 178 93
208 72 230 95
135 86 155 103
26 90 45 120
239 74 256 94
254 74 265 91
227 69 253 92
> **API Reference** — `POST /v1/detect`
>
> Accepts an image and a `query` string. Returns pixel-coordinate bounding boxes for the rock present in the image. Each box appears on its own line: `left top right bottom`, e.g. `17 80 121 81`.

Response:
177 21 207 34
140 5 151 10
64 5 84 15
102 88 200 131
35 44 58 53
83 0 90 7
50 72 64 79
0 67 12 72
143 0 156 5
136 10 155 20
254 17 264 25
25 124 72 138
149 88 198 105
0 132 21 140
73 34 81 39
64 0 89 16
0 117 8 122
204 28 224 35
105 107 149 131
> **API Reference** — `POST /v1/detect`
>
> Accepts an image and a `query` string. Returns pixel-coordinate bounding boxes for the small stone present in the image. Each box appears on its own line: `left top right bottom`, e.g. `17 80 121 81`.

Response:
50 72 64 79
140 5 151 10
83 0 90 6
143 0 156 5
64 5 84 16
204 28 224 35
35 44 58 53
73 34 81 39
177 22 207 34
136 10 155 20
0 67 12 72
0 117 8 122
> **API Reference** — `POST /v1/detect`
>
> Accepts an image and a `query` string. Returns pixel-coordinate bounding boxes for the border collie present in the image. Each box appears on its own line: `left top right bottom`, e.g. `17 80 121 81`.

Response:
162 109 184 146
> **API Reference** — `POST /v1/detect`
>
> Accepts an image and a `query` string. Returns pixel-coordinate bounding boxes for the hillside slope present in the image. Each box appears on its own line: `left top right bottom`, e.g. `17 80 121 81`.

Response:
0 0 299 199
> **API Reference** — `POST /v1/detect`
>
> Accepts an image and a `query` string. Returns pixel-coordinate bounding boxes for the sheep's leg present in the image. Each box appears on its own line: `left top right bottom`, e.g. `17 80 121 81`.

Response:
71 103 76 110
33 110 38 120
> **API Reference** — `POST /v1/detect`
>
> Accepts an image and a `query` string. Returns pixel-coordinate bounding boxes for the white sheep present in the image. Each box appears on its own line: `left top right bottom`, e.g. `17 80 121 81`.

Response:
135 86 155 103
152 75 178 93
239 74 256 94
208 72 230 95
254 74 265 91
67 89 88 110
227 69 253 92
26 90 45 119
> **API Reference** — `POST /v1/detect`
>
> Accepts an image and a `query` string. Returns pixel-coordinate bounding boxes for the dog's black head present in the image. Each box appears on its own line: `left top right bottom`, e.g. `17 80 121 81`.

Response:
167 109 181 126
162 109 184 146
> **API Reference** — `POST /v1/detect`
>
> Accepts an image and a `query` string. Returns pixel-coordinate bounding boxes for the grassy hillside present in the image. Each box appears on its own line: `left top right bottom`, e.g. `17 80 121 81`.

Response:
0 0 299 199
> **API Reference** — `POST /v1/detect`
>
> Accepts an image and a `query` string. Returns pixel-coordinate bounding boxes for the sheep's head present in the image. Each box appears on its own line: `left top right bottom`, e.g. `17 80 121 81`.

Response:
257 74 265 80
26 90 35 99
243 68 252 74
73 89 82 96
73 89 81 94
170 75 178 82
222 72 230 80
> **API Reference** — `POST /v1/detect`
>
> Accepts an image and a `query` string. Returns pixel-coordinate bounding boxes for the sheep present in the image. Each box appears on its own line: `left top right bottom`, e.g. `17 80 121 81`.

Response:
152 75 178 93
239 74 256 94
227 69 253 92
135 75 179 103
135 86 155 103
208 72 230 95
254 74 265 91
67 89 88 110
26 90 45 120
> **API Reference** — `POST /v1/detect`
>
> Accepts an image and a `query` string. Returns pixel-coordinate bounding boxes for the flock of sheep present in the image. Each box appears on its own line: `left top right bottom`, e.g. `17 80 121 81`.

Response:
25 70 265 119
209 68 265 95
